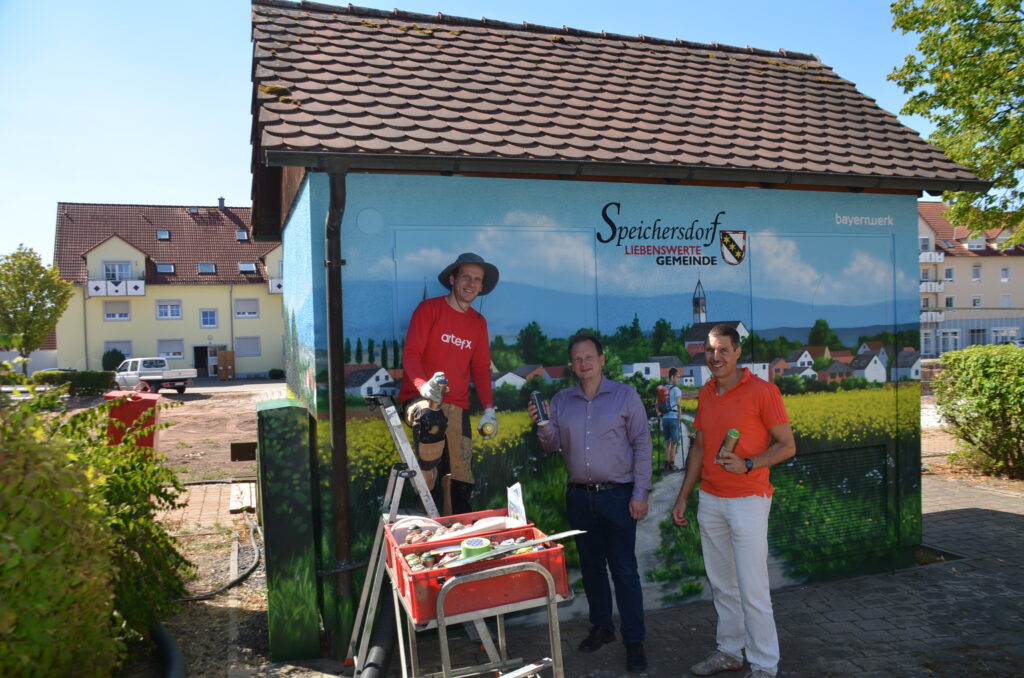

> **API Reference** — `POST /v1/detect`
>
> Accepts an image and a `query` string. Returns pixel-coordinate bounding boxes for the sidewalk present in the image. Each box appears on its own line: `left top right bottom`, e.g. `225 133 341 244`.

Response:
388 474 1024 678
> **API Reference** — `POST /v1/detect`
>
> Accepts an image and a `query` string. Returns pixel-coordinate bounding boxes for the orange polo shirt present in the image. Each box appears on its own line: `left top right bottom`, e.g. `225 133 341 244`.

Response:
694 368 790 498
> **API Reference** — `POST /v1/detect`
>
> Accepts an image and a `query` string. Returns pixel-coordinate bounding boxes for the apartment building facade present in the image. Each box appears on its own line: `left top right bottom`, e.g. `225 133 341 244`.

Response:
53 201 284 376
918 202 1024 356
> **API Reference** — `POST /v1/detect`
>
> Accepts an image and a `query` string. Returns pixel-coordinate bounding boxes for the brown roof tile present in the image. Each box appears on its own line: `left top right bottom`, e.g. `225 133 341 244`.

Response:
53 203 280 286
251 1 985 197
919 201 1024 257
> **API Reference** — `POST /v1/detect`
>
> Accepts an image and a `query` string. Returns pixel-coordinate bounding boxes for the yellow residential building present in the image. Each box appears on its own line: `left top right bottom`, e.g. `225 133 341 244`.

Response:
918 202 1024 356
53 201 284 377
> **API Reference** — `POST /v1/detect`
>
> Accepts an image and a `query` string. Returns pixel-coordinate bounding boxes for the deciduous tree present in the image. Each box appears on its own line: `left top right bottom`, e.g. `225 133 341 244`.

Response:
890 0 1024 243
0 246 73 374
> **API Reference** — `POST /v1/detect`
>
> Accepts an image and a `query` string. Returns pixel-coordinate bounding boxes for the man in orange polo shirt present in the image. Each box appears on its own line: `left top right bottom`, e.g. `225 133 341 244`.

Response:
671 324 795 678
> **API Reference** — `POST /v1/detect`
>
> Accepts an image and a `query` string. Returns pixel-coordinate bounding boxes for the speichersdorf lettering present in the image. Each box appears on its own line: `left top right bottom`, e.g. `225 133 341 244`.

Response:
597 202 723 266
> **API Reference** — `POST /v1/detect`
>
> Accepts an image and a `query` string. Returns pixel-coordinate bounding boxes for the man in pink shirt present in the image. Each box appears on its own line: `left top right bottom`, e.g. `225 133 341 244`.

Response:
399 253 499 515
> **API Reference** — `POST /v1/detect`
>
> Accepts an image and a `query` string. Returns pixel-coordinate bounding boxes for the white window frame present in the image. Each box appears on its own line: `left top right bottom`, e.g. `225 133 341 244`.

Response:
103 300 130 321
1001 294 1012 308
919 236 929 252
1001 267 1010 283
238 261 258 274
967 237 986 251
235 336 261 358
103 261 131 281
971 295 983 308
921 331 934 356
199 308 219 329
940 329 961 353
968 328 986 345
156 229 170 241
920 268 931 281
944 267 954 282
104 340 132 359
945 296 955 308
971 264 981 282
156 299 182 320
155 263 175 274
157 339 185 359
236 229 250 242
198 262 217 275
993 328 1019 344
234 298 259 319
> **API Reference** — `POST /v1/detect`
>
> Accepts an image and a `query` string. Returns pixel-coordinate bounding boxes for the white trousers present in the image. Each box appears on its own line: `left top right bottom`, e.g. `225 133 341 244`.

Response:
697 490 779 674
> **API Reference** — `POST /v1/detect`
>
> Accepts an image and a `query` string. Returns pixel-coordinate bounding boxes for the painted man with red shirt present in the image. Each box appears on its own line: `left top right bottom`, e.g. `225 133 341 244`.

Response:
672 324 796 678
399 253 499 515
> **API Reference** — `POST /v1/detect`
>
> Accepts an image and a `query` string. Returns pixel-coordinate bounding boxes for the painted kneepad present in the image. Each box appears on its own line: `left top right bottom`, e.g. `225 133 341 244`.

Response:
405 402 448 470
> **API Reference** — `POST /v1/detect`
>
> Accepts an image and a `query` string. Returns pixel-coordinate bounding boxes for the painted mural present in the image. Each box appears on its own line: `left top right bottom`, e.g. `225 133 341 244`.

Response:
283 172 922 612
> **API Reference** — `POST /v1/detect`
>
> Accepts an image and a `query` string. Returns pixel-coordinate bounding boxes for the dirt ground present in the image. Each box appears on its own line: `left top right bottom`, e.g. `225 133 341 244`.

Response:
156 391 261 482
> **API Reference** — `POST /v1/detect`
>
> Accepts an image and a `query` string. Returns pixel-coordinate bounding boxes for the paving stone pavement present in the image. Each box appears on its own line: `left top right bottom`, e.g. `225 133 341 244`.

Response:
392 475 1024 678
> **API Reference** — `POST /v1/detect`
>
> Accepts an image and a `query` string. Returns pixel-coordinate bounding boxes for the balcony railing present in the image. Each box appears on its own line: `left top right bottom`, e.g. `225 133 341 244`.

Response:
919 281 945 293
87 280 146 297
919 251 945 263
920 311 945 323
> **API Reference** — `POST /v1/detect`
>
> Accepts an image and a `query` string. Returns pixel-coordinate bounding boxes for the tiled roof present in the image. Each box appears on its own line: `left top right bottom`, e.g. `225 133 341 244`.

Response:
54 203 279 285
918 202 1024 257
251 1 985 196
895 351 920 368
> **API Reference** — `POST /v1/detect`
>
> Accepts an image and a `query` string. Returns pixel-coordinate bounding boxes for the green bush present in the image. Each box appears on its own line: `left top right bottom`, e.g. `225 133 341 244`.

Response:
102 348 125 371
934 344 1024 478
0 366 190 673
0 377 122 675
33 370 115 395
62 396 190 637
268 367 285 379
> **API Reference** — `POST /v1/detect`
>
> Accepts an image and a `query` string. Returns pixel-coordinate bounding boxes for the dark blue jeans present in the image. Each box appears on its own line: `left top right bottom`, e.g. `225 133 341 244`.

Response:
566 483 646 644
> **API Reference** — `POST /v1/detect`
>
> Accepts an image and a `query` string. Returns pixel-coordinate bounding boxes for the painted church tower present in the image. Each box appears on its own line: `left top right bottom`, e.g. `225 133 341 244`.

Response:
692 279 707 324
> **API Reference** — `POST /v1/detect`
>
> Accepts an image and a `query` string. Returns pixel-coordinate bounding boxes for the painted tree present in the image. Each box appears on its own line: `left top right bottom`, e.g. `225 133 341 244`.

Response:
355 338 363 363
890 0 1024 243
392 339 400 368
0 246 73 374
344 337 351 363
367 338 375 363
808 319 844 351
380 338 388 368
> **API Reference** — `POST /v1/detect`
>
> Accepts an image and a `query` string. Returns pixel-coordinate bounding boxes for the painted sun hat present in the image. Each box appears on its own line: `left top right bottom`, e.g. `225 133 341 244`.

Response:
438 252 500 295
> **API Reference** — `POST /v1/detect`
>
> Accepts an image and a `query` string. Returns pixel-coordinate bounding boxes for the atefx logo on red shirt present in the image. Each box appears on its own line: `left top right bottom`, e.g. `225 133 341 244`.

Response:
441 333 473 350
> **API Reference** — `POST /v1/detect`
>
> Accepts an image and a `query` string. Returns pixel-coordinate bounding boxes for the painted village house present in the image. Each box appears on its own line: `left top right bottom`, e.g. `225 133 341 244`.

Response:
246 1 988 656
53 201 284 376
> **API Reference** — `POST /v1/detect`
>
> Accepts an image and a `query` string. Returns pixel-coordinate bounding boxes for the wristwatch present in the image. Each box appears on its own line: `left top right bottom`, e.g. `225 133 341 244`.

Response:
744 458 754 474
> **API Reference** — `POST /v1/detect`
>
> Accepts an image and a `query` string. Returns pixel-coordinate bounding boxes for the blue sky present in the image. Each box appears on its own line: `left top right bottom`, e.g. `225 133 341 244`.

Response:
0 0 934 264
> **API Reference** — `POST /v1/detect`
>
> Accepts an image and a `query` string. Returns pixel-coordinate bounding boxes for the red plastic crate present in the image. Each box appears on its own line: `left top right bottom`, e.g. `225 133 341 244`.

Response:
383 507 528 571
393 526 569 625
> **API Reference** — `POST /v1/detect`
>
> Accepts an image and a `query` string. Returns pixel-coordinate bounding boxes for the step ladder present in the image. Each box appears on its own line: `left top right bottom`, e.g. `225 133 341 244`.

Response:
346 395 439 675
346 395 564 678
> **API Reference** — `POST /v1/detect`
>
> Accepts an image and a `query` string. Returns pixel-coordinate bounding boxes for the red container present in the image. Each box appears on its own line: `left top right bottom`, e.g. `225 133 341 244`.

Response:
384 507 528 571
394 526 569 625
104 390 161 448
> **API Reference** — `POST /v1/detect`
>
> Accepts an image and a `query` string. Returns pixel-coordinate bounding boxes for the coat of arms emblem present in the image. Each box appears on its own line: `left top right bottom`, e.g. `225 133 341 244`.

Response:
720 231 747 265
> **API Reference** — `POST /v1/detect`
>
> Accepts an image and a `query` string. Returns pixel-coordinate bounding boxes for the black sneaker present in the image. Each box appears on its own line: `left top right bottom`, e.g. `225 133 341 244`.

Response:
625 642 648 672
578 626 615 653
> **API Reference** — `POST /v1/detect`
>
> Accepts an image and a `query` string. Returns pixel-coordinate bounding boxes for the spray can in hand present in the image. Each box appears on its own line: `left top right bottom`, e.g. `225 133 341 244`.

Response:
531 391 549 426
715 428 741 465
428 374 448 411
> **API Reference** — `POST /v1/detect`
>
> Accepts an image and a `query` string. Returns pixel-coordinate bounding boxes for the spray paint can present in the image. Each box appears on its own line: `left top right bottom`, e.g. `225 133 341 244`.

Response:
428 373 448 411
531 391 549 426
715 428 741 465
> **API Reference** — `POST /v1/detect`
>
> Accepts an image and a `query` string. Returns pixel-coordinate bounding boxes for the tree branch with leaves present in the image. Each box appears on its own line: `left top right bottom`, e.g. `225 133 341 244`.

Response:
0 246 73 374
890 0 1024 243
